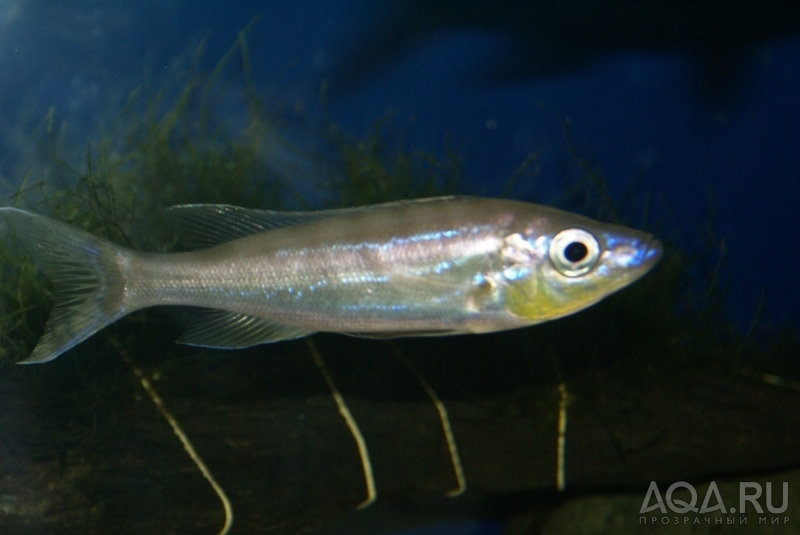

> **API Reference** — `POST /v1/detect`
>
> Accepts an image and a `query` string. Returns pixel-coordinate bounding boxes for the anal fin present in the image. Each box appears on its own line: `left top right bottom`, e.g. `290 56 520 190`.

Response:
177 309 315 349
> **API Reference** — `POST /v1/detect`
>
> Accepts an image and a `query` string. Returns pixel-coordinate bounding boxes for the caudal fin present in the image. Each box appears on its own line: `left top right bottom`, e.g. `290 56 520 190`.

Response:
2 208 128 364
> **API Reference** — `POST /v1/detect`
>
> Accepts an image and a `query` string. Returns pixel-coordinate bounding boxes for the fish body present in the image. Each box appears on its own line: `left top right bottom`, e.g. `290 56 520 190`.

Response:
1 196 661 364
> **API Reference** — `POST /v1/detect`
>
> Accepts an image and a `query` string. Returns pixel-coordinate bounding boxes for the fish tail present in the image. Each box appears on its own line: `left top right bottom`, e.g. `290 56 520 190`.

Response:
2 208 129 364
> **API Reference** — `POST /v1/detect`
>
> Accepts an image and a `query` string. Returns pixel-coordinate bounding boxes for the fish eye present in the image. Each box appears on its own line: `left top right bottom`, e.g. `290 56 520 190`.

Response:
549 228 600 277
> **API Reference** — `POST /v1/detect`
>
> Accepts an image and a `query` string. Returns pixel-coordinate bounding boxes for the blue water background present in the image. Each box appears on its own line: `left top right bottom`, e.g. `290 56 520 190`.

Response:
2 1 798 335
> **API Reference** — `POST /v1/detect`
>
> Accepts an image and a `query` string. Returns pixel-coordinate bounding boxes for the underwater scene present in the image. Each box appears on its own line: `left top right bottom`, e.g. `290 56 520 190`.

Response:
1 1 799 534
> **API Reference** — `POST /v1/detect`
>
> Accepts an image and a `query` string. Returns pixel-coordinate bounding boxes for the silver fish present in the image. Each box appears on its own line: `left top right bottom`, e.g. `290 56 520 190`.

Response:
1 196 661 364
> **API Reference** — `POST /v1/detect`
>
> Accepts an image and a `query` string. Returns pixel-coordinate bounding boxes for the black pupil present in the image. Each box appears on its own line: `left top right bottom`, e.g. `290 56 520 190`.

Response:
564 241 588 263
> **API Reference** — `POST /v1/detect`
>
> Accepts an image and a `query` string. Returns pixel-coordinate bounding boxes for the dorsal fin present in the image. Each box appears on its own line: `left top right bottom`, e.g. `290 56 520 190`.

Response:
167 197 465 248
167 204 332 248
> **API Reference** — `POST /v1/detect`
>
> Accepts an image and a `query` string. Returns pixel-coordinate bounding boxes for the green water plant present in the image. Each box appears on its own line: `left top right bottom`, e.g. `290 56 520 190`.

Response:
0 29 464 366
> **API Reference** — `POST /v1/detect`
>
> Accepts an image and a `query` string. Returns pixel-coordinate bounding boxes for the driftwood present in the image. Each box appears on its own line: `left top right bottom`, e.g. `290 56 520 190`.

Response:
1 330 799 534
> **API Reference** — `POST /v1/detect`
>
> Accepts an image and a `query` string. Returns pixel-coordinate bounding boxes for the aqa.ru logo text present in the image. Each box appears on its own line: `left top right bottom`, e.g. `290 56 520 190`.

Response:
639 481 789 526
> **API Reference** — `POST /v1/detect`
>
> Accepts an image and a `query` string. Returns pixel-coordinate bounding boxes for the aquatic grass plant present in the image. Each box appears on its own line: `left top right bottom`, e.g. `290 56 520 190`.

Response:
0 30 465 367
0 30 471 532
321 111 462 207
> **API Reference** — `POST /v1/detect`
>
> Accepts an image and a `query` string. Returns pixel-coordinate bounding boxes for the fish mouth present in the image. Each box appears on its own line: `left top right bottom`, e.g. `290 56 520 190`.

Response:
644 238 664 269
644 238 664 264
605 234 663 274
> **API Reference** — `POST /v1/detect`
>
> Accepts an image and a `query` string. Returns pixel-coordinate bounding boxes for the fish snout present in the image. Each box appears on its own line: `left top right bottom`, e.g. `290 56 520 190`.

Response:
642 238 664 270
